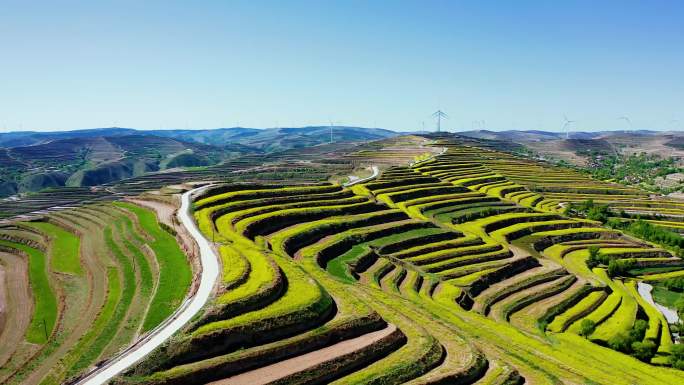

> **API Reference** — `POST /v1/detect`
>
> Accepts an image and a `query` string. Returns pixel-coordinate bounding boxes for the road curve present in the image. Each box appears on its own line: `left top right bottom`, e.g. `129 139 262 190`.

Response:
77 186 219 385
343 165 379 187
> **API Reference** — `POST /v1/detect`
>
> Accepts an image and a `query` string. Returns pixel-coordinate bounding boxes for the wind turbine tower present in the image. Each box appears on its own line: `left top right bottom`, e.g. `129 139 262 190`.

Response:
329 121 333 144
432 110 448 132
562 115 576 139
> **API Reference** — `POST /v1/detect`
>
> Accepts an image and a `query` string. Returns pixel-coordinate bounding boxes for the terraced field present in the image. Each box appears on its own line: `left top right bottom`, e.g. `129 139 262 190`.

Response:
423 143 684 223
0 198 193 384
2 135 683 384
113 139 684 384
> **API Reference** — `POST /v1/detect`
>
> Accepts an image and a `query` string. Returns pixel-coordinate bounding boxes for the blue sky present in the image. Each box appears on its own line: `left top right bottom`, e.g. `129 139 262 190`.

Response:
1 0 683 132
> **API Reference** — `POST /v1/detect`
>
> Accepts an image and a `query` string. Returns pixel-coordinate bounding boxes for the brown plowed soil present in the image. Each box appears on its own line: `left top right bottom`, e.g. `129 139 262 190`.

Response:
509 278 587 333
209 324 398 385
126 198 177 227
0 251 33 368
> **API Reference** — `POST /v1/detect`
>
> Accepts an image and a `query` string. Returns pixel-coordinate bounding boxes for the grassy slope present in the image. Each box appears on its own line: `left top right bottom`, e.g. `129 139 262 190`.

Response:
115 202 192 330
25 221 83 275
0 239 57 344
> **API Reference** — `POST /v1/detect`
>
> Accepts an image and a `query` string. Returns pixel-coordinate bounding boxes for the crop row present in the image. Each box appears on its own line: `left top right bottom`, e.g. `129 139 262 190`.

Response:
0 198 192 384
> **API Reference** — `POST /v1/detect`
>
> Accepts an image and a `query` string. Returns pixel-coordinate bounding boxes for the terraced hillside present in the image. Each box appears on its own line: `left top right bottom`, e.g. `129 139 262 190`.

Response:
3 134 683 384
421 142 684 232
0 199 193 384
115 144 684 384
0 136 433 220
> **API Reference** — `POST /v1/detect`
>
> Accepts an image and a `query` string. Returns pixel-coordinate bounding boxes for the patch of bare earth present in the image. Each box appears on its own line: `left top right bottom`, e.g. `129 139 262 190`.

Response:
0 251 33 368
208 324 398 385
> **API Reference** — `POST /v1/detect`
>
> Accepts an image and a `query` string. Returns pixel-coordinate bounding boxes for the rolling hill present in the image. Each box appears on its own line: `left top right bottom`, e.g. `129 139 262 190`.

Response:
0 126 398 198
0 135 245 197
0 126 398 149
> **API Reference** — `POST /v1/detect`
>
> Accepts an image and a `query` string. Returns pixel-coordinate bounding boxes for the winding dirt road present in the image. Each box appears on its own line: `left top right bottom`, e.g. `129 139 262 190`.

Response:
76 186 219 385
344 165 379 187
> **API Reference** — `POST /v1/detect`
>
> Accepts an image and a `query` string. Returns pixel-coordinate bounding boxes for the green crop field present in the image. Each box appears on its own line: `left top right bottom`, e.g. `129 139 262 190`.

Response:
0 239 58 344
114 202 192 330
0 197 193 384
24 221 83 275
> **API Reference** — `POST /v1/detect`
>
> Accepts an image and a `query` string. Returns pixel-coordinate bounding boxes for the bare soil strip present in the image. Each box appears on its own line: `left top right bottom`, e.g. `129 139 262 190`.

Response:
0 252 33 368
209 324 398 385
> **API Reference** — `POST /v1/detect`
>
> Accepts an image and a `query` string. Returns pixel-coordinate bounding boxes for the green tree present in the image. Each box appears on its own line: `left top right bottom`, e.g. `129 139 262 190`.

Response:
631 340 656 362
586 246 602 269
579 319 596 338
671 344 684 369
608 332 632 353
675 295 684 318
629 319 648 342
607 259 620 277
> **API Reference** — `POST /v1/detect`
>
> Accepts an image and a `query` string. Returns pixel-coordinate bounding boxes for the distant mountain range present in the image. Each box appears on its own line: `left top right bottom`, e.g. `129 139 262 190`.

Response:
455 129 682 142
0 126 398 150
456 129 684 166
0 126 398 197
2 126 682 198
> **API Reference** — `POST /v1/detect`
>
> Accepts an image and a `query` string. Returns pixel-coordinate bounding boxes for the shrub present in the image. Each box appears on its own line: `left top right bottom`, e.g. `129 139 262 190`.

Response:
612 219 684 254
586 246 611 269
608 332 632 353
630 319 648 342
631 340 656 362
664 277 684 292
580 319 596 337
607 260 620 277
605 319 653 358
671 344 684 369
675 296 684 318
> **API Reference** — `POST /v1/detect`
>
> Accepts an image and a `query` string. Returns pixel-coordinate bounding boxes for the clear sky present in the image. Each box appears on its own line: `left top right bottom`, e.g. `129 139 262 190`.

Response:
1 0 683 133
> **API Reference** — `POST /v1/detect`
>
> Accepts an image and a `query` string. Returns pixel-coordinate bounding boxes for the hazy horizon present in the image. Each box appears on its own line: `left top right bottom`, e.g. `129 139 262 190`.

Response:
2 1 683 133
2 125 683 136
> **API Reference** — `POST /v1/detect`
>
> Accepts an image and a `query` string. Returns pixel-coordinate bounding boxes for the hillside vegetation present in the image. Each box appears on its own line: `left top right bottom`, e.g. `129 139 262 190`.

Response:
0 198 192 384
0 126 399 198
113 137 684 384
2 134 684 383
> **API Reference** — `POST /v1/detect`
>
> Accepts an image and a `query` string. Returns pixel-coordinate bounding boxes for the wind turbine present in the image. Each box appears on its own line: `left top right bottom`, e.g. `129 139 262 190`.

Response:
432 110 448 132
329 121 334 144
617 116 633 130
561 115 576 139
